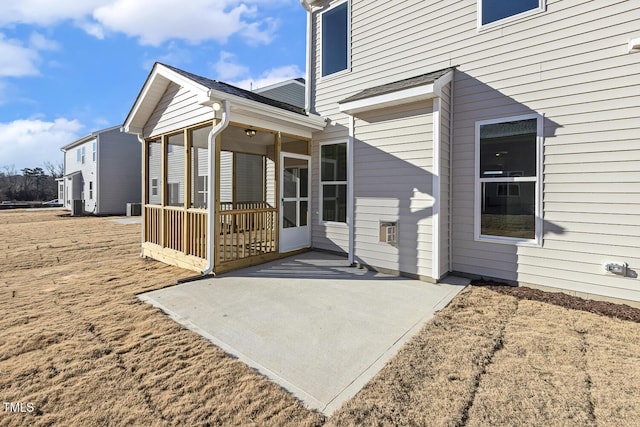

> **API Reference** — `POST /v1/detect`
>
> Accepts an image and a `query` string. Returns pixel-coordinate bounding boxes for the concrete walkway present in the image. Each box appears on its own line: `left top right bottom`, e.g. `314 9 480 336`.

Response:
138 252 467 415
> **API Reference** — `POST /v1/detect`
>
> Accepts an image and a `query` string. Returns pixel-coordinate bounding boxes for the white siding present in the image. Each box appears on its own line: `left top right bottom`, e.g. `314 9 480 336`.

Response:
311 0 640 301
62 138 97 213
144 82 213 138
353 102 434 277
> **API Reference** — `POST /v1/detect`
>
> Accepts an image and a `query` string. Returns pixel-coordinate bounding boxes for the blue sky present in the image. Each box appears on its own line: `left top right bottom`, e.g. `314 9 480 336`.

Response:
0 0 307 172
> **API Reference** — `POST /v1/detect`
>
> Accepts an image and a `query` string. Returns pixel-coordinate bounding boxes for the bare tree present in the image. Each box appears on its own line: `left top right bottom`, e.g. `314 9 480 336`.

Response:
43 160 64 179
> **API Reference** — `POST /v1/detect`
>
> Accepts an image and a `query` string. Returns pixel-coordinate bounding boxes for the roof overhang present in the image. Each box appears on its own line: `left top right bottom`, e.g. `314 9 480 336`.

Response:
339 68 454 115
123 63 326 139
60 125 120 151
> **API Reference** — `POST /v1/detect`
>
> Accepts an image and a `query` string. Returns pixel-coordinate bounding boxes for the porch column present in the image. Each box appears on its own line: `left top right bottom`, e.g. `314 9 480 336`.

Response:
275 132 281 251
213 123 222 262
160 134 168 247
183 128 191 253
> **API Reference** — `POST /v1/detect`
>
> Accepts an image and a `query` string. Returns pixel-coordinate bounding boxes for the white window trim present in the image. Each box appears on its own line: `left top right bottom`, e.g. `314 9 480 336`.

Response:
318 140 348 226
477 0 546 30
474 113 544 246
319 0 351 80
92 142 97 162
81 146 86 164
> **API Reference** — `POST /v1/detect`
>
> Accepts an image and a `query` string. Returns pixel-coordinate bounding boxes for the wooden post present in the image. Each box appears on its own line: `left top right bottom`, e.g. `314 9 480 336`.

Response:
183 128 191 254
160 135 168 247
275 132 281 253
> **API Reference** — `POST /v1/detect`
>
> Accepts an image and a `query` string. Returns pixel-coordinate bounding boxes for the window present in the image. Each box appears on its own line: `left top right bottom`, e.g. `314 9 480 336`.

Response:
320 142 347 222
89 181 93 200
479 0 544 27
476 115 541 243
151 178 158 197
81 147 86 164
76 148 81 163
321 1 349 77
92 142 96 161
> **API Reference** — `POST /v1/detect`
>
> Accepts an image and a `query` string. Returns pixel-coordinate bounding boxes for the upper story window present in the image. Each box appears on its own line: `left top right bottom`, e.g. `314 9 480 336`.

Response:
77 147 86 164
92 142 96 161
479 0 544 27
321 1 349 77
475 114 542 245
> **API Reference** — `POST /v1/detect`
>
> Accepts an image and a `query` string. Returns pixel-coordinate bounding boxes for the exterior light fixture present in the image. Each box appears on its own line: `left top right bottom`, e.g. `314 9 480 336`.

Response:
245 128 257 138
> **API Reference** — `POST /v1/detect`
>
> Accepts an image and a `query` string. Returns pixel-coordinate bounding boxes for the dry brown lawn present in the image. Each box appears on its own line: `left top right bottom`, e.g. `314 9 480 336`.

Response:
1 209 639 426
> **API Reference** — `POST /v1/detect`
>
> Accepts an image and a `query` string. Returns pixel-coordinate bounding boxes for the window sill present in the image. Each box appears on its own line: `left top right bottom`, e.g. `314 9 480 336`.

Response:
475 235 541 247
477 6 546 32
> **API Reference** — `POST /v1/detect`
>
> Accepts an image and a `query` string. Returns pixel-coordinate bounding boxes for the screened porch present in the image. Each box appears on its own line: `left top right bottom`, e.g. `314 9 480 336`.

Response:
142 120 311 273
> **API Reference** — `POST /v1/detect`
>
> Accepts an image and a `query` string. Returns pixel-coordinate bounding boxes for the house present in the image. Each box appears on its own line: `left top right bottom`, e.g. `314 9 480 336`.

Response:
61 126 141 215
253 78 305 109
124 0 640 304
296 0 640 303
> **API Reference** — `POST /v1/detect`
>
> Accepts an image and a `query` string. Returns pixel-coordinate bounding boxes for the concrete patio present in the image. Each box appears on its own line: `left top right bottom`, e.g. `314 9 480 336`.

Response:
138 251 467 415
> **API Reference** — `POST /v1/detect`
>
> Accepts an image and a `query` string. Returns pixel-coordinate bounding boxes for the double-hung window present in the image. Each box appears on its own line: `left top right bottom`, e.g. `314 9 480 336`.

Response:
80 147 86 164
479 0 545 27
321 1 349 77
89 181 93 200
92 142 97 161
475 114 542 244
320 142 347 223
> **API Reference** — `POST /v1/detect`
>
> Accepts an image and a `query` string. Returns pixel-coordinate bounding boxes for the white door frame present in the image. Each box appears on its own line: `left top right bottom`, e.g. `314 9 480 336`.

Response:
279 152 311 253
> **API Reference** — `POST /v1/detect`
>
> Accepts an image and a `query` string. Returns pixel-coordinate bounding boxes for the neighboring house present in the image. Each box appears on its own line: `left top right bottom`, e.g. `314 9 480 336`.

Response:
61 126 141 215
253 78 305 109
297 0 640 303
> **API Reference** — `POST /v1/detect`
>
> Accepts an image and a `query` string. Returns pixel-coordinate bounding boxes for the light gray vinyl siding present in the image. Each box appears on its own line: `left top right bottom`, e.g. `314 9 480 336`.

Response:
148 142 162 205
312 0 640 301
144 82 213 138
62 139 96 212
166 147 184 205
97 128 141 214
234 153 264 203
254 82 305 109
353 102 434 277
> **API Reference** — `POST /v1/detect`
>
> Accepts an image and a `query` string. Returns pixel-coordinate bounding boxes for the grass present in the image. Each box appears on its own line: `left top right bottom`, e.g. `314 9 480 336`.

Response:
1 209 639 426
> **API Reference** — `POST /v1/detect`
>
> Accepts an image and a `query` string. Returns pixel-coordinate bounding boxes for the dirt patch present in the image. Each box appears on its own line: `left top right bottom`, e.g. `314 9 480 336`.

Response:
472 279 640 323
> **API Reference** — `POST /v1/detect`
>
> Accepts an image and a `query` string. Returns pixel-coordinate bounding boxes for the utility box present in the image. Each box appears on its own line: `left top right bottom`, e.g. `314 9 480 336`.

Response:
126 203 142 216
71 199 84 216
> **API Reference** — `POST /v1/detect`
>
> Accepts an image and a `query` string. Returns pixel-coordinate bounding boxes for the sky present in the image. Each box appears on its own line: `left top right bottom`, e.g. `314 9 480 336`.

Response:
0 0 307 172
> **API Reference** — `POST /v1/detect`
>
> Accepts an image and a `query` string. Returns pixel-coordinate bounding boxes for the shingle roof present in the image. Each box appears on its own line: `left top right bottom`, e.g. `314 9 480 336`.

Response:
339 67 455 104
161 63 307 115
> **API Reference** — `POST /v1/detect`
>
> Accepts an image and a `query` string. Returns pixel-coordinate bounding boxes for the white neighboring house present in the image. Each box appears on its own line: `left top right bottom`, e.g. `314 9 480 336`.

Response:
61 126 141 215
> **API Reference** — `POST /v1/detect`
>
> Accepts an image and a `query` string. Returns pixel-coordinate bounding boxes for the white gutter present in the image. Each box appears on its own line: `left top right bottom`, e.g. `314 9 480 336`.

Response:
202 100 230 275
300 0 313 113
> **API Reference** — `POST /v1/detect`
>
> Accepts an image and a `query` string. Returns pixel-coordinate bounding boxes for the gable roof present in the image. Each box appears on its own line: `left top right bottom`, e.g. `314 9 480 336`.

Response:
123 63 325 137
161 64 306 115
338 67 455 115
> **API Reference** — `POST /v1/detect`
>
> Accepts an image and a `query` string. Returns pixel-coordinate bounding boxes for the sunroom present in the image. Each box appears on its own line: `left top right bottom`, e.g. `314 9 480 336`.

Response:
123 63 326 273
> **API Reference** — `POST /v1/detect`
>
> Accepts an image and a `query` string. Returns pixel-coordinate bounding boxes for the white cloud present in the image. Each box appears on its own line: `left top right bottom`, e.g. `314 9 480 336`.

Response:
0 34 41 77
214 51 249 81
0 1 110 27
0 118 84 170
232 64 303 90
29 32 59 51
92 0 277 46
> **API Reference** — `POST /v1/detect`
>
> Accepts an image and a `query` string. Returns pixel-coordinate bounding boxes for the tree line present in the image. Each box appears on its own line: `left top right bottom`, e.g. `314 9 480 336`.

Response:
0 162 63 202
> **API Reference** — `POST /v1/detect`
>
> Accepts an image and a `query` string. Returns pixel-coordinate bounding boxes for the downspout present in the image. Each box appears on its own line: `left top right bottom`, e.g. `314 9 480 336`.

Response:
202 100 230 275
137 134 146 257
300 0 313 113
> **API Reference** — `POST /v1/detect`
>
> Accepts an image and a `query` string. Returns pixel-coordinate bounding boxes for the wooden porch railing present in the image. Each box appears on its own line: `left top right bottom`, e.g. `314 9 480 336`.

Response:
217 207 277 263
145 203 276 266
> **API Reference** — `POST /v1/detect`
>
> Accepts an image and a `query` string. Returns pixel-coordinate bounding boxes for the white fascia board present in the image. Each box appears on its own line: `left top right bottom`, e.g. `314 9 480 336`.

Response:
204 88 327 131
339 83 436 115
